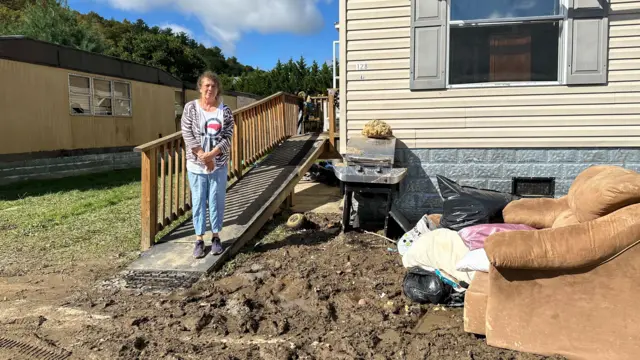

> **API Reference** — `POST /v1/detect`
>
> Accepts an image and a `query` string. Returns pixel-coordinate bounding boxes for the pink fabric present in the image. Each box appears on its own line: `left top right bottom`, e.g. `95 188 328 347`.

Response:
458 224 536 250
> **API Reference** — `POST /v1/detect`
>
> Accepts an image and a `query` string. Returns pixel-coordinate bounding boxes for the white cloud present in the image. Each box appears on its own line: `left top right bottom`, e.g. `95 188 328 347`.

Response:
158 23 193 37
103 0 328 53
514 0 537 10
488 11 515 19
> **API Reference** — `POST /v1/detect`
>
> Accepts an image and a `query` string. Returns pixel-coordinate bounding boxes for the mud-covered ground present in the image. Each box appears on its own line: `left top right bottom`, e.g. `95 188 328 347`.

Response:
0 213 564 360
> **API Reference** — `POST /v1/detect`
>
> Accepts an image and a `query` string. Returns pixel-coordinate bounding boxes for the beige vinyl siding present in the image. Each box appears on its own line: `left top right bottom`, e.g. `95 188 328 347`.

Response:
343 0 640 149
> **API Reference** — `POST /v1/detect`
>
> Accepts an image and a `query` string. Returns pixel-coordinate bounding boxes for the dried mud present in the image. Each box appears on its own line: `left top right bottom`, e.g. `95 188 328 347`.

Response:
0 213 565 360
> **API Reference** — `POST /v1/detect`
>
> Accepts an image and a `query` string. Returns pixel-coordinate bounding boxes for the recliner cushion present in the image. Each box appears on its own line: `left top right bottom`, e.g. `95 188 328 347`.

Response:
552 209 580 228
569 166 640 223
503 196 569 229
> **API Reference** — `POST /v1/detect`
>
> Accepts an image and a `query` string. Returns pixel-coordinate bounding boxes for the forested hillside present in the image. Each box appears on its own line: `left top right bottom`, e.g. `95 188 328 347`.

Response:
0 0 337 97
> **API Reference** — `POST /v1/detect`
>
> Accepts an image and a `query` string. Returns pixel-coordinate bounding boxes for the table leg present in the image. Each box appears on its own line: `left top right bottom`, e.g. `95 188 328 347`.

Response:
383 190 393 237
342 190 352 233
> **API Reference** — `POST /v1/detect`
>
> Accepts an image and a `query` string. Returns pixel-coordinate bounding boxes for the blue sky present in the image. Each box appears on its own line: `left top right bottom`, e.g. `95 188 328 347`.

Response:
68 0 339 70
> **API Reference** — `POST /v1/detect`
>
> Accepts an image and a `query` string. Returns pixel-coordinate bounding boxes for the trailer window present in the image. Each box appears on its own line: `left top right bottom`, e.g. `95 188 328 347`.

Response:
93 79 113 116
68 75 132 117
68 75 91 115
114 81 132 116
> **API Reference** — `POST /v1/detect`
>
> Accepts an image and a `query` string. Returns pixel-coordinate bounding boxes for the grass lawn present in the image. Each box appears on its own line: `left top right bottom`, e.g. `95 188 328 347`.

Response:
0 169 144 276
0 148 299 277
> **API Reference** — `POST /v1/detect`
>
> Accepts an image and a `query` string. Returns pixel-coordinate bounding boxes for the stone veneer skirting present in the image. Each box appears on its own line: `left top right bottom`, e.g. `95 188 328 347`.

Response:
0 151 140 186
384 147 640 223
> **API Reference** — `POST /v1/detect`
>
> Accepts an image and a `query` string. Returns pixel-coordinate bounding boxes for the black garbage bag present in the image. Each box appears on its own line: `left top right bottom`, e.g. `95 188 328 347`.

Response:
402 267 451 304
303 163 339 186
436 175 519 231
446 291 466 307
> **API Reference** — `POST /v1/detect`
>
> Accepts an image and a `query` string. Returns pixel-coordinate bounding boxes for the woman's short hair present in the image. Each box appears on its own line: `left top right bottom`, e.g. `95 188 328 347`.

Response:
197 71 223 99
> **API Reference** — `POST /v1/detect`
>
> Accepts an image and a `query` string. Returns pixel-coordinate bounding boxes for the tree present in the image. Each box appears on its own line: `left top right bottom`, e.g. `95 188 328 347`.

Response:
295 56 309 92
199 45 229 75
270 59 287 95
2 0 106 52
0 5 21 30
305 60 321 95
320 62 334 90
0 0 30 11
0 0 338 97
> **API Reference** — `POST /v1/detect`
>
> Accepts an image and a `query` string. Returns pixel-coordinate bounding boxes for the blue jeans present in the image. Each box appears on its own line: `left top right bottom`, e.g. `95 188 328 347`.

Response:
187 165 228 236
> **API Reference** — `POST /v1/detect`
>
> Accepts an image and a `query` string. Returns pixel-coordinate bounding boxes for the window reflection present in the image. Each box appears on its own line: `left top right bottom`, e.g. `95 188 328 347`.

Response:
449 22 560 84
450 0 561 21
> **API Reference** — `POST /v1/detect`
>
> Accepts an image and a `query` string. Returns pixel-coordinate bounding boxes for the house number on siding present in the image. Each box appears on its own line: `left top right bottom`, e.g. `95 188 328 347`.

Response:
356 63 367 80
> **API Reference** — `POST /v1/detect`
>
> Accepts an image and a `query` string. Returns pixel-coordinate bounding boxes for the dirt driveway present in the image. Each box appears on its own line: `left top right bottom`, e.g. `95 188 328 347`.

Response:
0 209 567 360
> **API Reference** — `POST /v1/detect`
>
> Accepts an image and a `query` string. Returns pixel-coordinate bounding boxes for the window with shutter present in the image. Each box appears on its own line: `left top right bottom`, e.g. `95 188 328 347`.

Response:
410 0 447 90
566 0 609 84
409 0 609 90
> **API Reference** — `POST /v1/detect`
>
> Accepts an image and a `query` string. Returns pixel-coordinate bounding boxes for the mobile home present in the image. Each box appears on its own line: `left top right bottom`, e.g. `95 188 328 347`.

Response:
338 0 640 220
0 36 258 184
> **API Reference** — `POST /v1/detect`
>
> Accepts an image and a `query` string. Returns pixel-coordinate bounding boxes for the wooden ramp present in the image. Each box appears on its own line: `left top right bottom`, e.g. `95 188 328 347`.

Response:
124 134 327 288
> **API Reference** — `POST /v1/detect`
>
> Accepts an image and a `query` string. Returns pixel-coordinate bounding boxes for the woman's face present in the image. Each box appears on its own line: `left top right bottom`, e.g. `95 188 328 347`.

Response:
200 78 218 101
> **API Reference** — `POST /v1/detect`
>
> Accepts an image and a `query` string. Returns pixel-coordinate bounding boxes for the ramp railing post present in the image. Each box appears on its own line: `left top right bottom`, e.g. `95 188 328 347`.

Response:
328 89 336 147
140 148 158 251
280 94 286 139
233 112 243 180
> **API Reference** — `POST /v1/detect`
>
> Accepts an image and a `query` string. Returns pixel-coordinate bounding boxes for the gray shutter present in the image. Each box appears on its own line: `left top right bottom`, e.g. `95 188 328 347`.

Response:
410 0 447 90
566 0 609 85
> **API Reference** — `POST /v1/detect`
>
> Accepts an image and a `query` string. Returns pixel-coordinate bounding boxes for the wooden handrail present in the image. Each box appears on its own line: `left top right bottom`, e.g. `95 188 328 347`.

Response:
135 92 300 154
134 132 183 153
136 92 302 250
234 91 298 116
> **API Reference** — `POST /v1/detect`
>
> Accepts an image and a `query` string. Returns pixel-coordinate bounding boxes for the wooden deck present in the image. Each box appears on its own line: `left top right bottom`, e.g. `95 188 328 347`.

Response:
126 134 328 281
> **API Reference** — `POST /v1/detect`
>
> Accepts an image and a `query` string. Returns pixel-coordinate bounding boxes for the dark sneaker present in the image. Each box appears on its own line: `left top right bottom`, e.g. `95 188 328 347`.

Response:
193 240 205 259
211 237 224 256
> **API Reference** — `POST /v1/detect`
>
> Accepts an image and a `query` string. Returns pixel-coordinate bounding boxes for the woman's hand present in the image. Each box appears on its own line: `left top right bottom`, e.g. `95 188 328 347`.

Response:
204 159 215 172
193 147 205 159
197 147 220 163
198 151 214 163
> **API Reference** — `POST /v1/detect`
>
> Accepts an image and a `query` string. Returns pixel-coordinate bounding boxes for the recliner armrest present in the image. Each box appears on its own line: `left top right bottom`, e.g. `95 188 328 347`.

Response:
484 204 640 270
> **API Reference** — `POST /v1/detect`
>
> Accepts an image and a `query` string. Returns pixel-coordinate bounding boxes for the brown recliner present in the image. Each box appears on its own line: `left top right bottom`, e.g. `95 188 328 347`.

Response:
463 165 640 360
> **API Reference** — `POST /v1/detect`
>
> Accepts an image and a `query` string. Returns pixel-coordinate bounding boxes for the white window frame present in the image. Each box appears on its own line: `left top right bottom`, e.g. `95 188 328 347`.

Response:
68 74 133 117
445 0 569 89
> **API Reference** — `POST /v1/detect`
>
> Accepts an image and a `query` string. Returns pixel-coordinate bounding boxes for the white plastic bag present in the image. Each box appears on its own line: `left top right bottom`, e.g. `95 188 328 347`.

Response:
456 248 490 273
402 228 475 284
397 215 436 256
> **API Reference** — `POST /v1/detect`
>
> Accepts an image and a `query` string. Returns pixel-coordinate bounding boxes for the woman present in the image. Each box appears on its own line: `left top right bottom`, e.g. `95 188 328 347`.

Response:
181 71 234 259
